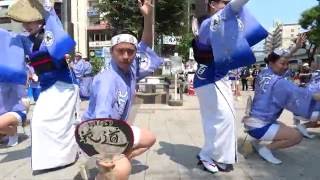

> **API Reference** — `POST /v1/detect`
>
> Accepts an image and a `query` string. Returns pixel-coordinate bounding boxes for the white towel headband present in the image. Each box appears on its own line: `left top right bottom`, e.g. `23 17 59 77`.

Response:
111 34 138 47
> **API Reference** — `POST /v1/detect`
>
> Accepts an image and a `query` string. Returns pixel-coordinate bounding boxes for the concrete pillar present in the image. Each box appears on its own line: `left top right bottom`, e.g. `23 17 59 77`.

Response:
71 0 88 57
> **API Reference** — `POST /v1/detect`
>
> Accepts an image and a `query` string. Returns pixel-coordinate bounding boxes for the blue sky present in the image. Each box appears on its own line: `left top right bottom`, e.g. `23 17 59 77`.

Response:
246 0 319 31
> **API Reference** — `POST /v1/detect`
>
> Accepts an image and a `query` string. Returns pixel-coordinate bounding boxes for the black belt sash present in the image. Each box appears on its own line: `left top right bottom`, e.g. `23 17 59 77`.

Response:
29 51 58 75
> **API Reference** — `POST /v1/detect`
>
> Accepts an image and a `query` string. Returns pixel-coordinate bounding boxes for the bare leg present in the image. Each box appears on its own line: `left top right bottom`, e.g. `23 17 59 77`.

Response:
96 156 132 180
0 113 19 136
267 123 302 150
126 128 156 160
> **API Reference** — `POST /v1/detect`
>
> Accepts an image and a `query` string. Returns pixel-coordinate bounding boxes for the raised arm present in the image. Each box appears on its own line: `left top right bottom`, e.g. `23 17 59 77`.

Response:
230 0 250 13
139 0 154 46
286 33 307 58
273 78 316 119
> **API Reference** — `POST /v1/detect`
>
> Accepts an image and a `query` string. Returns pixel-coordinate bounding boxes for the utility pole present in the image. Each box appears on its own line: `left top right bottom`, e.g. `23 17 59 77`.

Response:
152 0 155 50
187 0 190 33
61 0 73 35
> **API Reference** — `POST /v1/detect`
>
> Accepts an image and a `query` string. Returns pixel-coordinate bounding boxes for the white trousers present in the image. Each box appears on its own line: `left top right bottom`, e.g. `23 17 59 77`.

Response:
31 81 80 170
196 80 237 164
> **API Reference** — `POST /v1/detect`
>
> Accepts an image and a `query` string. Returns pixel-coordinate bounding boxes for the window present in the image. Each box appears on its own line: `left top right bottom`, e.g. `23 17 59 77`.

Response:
89 34 94 42
0 17 11 24
95 34 100 41
101 34 106 41
291 29 294 32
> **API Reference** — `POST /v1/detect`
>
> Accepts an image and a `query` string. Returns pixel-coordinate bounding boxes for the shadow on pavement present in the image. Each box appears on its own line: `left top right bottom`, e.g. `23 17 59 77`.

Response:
0 145 31 163
0 133 29 148
131 159 149 174
237 135 320 179
157 141 201 169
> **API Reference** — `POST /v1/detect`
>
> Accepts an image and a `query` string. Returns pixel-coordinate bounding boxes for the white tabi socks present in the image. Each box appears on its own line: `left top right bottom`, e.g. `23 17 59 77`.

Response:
251 140 282 165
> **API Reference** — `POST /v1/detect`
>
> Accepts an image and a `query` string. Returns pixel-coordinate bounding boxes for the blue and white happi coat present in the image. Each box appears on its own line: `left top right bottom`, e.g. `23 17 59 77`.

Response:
194 2 267 88
0 4 79 171
83 42 163 121
72 59 93 98
0 8 76 90
250 68 320 126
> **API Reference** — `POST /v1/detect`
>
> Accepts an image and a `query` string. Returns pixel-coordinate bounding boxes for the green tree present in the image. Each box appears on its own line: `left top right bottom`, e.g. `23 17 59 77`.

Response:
90 57 105 75
299 5 320 62
97 0 188 37
155 0 186 35
97 0 143 36
155 0 190 56
176 33 193 62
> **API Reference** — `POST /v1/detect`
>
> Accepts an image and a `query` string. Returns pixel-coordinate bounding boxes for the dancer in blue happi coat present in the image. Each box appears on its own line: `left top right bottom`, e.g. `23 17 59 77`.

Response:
0 12 28 147
192 0 268 173
70 53 93 99
79 59 93 99
0 83 27 147
243 37 320 164
82 0 163 179
0 0 79 171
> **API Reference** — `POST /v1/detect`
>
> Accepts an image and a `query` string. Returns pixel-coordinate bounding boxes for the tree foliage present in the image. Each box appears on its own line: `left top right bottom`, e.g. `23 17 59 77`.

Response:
90 57 105 75
155 0 187 35
97 0 188 37
97 0 143 36
176 33 193 62
299 5 320 61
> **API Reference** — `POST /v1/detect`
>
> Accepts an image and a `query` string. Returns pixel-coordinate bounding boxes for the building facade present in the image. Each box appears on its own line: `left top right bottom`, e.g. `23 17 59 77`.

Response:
0 0 66 32
281 24 301 49
264 22 302 53
0 0 23 32
71 0 111 59
86 0 111 59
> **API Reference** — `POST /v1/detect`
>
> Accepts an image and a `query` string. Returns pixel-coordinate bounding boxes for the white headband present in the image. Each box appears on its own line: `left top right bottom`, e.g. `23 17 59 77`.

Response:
273 48 290 57
111 34 138 47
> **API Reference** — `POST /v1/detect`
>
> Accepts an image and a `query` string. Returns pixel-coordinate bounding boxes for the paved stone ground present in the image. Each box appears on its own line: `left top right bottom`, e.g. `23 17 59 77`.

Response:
1 91 320 180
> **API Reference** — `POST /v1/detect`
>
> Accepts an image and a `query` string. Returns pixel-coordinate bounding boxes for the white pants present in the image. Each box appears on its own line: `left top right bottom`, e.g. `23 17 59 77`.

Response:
196 80 237 164
31 81 80 171
131 126 141 147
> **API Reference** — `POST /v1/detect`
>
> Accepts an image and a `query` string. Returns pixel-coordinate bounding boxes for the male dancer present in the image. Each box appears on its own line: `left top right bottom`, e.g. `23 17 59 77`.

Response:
2 0 78 171
192 0 267 173
82 0 163 179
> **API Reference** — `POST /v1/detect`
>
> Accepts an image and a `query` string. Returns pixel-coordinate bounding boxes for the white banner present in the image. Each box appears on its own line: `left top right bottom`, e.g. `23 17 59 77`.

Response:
89 41 112 48
163 35 181 45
